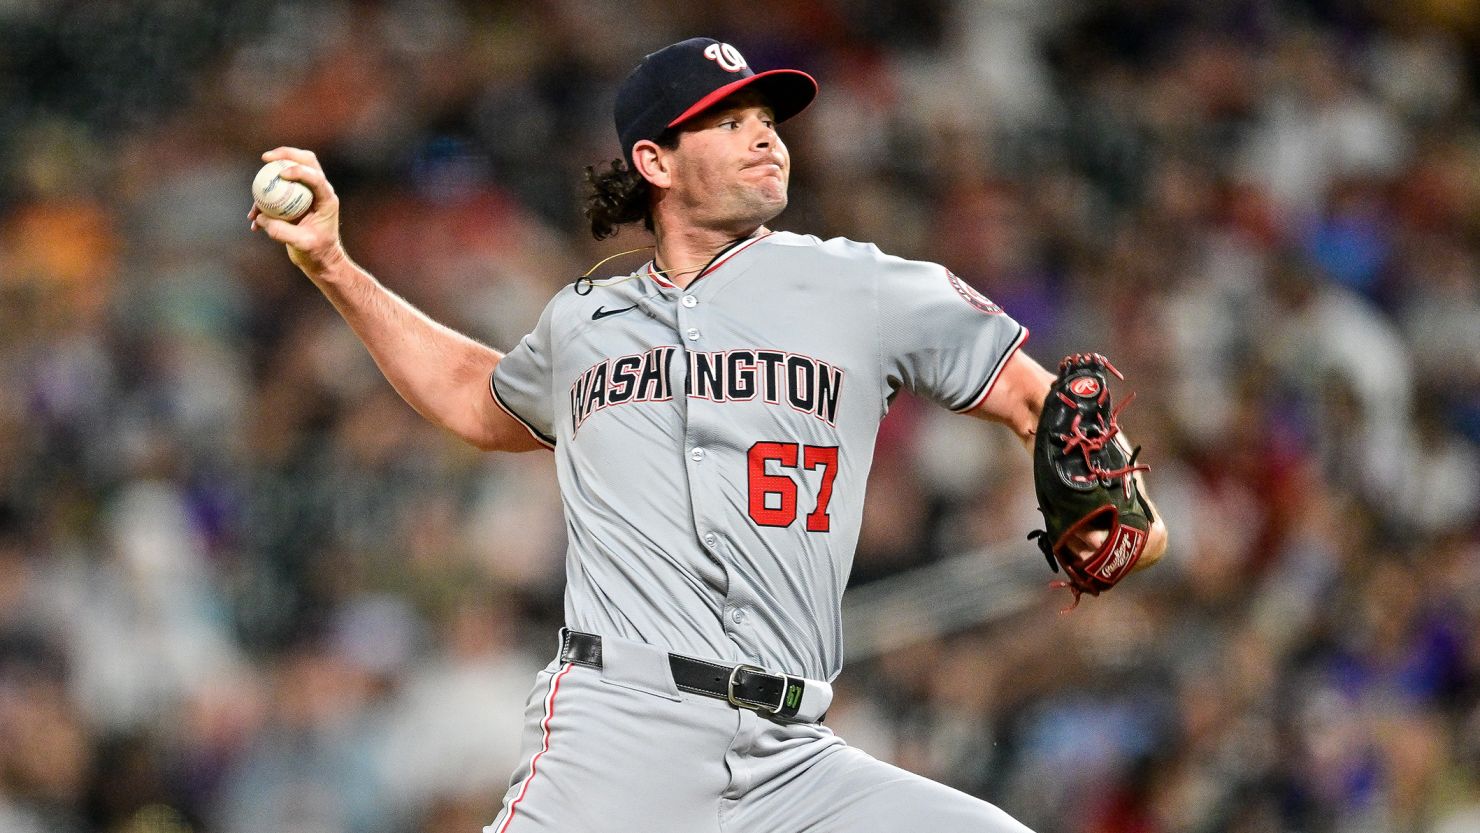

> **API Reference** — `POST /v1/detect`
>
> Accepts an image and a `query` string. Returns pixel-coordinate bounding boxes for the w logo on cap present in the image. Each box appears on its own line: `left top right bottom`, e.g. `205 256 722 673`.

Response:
703 42 748 72
614 37 815 166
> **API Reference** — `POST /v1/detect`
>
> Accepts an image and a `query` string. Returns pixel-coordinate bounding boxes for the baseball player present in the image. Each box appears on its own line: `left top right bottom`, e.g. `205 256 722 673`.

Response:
250 37 1167 833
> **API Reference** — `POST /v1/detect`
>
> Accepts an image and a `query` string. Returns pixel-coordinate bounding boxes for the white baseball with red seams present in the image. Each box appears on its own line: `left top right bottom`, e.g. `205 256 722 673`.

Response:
251 160 313 221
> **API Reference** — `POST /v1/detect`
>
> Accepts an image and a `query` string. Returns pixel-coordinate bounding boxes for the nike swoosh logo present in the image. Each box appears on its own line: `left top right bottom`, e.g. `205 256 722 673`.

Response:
592 304 638 320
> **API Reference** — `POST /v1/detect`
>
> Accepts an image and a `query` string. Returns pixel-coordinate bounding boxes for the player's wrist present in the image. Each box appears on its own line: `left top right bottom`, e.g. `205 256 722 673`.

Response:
296 243 351 284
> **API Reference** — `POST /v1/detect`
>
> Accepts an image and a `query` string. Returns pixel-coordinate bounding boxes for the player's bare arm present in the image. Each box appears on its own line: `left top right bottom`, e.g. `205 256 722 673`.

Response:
973 350 1168 570
249 147 542 453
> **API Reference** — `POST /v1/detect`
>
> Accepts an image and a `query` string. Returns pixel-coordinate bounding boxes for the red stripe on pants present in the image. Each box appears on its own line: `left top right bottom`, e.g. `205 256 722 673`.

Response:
495 663 573 833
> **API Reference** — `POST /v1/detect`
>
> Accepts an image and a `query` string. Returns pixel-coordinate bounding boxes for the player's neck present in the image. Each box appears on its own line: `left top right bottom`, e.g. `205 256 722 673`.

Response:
652 224 767 288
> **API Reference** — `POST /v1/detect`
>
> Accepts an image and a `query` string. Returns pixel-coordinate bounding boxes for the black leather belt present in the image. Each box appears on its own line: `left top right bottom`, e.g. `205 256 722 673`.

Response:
559 629 820 722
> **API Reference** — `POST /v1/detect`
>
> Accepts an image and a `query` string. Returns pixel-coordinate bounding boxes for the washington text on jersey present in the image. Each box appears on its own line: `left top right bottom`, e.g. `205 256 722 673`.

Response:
570 347 845 434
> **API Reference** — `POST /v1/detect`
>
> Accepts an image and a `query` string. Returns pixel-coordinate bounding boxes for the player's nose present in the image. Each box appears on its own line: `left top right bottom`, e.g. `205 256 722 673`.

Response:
750 120 778 150
750 133 785 163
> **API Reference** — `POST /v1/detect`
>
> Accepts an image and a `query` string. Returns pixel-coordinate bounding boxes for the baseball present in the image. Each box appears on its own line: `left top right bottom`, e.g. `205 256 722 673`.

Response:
252 160 314 221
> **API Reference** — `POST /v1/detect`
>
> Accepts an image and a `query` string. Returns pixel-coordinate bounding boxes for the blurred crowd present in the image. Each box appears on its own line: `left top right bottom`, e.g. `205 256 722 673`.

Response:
2 1 1479 832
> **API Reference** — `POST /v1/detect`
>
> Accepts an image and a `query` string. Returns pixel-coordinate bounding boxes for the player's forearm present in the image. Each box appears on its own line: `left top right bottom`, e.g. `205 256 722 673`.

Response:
1131 471 1168 570
972 349 1053 446
307 253 509 449
249 148 537 452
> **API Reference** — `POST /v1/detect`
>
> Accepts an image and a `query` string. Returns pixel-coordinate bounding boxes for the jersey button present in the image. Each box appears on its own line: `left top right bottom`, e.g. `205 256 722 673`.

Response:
685 327 700 341
703 533 717 547
681 295 698 308
690 447 706 462
731 607 746 624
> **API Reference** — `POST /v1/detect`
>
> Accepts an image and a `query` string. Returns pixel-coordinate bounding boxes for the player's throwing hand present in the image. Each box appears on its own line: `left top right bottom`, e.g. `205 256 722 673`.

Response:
248 147 345 277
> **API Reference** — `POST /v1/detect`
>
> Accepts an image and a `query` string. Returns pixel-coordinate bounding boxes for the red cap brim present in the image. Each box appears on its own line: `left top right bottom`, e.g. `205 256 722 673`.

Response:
666 68 818 129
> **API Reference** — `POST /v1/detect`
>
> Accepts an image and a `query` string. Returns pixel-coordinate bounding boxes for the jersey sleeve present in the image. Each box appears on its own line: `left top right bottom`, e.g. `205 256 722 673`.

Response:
874 256 1028 413
489 295 559 448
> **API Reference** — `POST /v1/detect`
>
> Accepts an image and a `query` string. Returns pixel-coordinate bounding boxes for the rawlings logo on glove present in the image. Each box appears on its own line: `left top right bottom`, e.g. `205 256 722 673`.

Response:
1027 353 1153 609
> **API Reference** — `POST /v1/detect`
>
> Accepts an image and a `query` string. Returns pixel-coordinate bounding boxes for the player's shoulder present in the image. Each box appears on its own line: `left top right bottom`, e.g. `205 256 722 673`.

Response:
765 231 932 270
766 230 882 260
765 231 942 279
539 270 638 316
534 279 583 320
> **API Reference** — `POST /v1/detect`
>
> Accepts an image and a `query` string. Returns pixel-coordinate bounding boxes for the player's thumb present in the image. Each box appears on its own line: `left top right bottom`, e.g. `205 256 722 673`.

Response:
257 215 314 250
257 217 335 276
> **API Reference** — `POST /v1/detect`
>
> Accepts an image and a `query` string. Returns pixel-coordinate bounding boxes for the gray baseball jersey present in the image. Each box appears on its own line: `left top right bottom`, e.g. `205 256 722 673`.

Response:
490 230 1026 682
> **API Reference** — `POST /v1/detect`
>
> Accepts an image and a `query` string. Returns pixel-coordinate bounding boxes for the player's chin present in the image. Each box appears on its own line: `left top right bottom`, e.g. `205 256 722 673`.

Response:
720 192 787 232
746 185 789 221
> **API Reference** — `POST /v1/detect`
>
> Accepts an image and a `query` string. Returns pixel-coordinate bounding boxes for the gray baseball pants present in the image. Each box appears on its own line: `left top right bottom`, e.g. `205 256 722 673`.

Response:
484 631 1034 833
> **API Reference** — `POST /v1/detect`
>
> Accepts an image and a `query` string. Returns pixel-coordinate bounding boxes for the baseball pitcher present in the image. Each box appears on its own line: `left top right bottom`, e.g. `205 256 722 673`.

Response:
251 37 1168 833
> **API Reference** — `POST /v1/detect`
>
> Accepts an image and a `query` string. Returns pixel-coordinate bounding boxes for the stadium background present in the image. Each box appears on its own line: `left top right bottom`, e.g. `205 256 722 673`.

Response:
2 1 1479 831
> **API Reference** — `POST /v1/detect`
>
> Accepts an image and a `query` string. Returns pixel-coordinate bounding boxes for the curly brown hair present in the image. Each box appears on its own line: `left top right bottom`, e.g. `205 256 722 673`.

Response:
582 132 679 240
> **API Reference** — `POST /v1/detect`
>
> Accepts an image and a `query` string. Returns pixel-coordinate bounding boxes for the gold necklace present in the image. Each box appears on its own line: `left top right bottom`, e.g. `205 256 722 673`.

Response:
573 246 700 295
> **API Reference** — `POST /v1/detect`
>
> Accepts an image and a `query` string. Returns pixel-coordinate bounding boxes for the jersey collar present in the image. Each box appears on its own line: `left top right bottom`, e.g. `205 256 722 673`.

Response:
647 229 774 290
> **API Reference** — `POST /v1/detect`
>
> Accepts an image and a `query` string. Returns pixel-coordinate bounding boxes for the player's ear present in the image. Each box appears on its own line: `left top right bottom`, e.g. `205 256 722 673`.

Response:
631 140 672 190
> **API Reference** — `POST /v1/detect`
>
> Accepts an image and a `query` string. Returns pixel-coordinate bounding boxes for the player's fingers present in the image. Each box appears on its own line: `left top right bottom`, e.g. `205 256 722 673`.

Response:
1063 528 1108 562
256 214 315 248
261 146 323 171
277 163 336 206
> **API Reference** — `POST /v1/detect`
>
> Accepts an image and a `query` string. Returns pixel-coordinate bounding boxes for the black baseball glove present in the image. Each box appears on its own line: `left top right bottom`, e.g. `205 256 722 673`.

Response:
1028 353 1154 608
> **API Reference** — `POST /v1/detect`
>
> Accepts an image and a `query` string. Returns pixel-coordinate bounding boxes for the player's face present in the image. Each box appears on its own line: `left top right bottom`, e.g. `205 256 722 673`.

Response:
665 94 789 233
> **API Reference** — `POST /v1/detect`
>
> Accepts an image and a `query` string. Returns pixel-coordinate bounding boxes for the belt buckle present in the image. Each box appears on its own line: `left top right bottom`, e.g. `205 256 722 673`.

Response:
727 663 784 713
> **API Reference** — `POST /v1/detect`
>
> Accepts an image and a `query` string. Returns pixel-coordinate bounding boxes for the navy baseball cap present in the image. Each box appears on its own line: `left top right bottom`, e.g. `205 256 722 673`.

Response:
614 38 817 166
